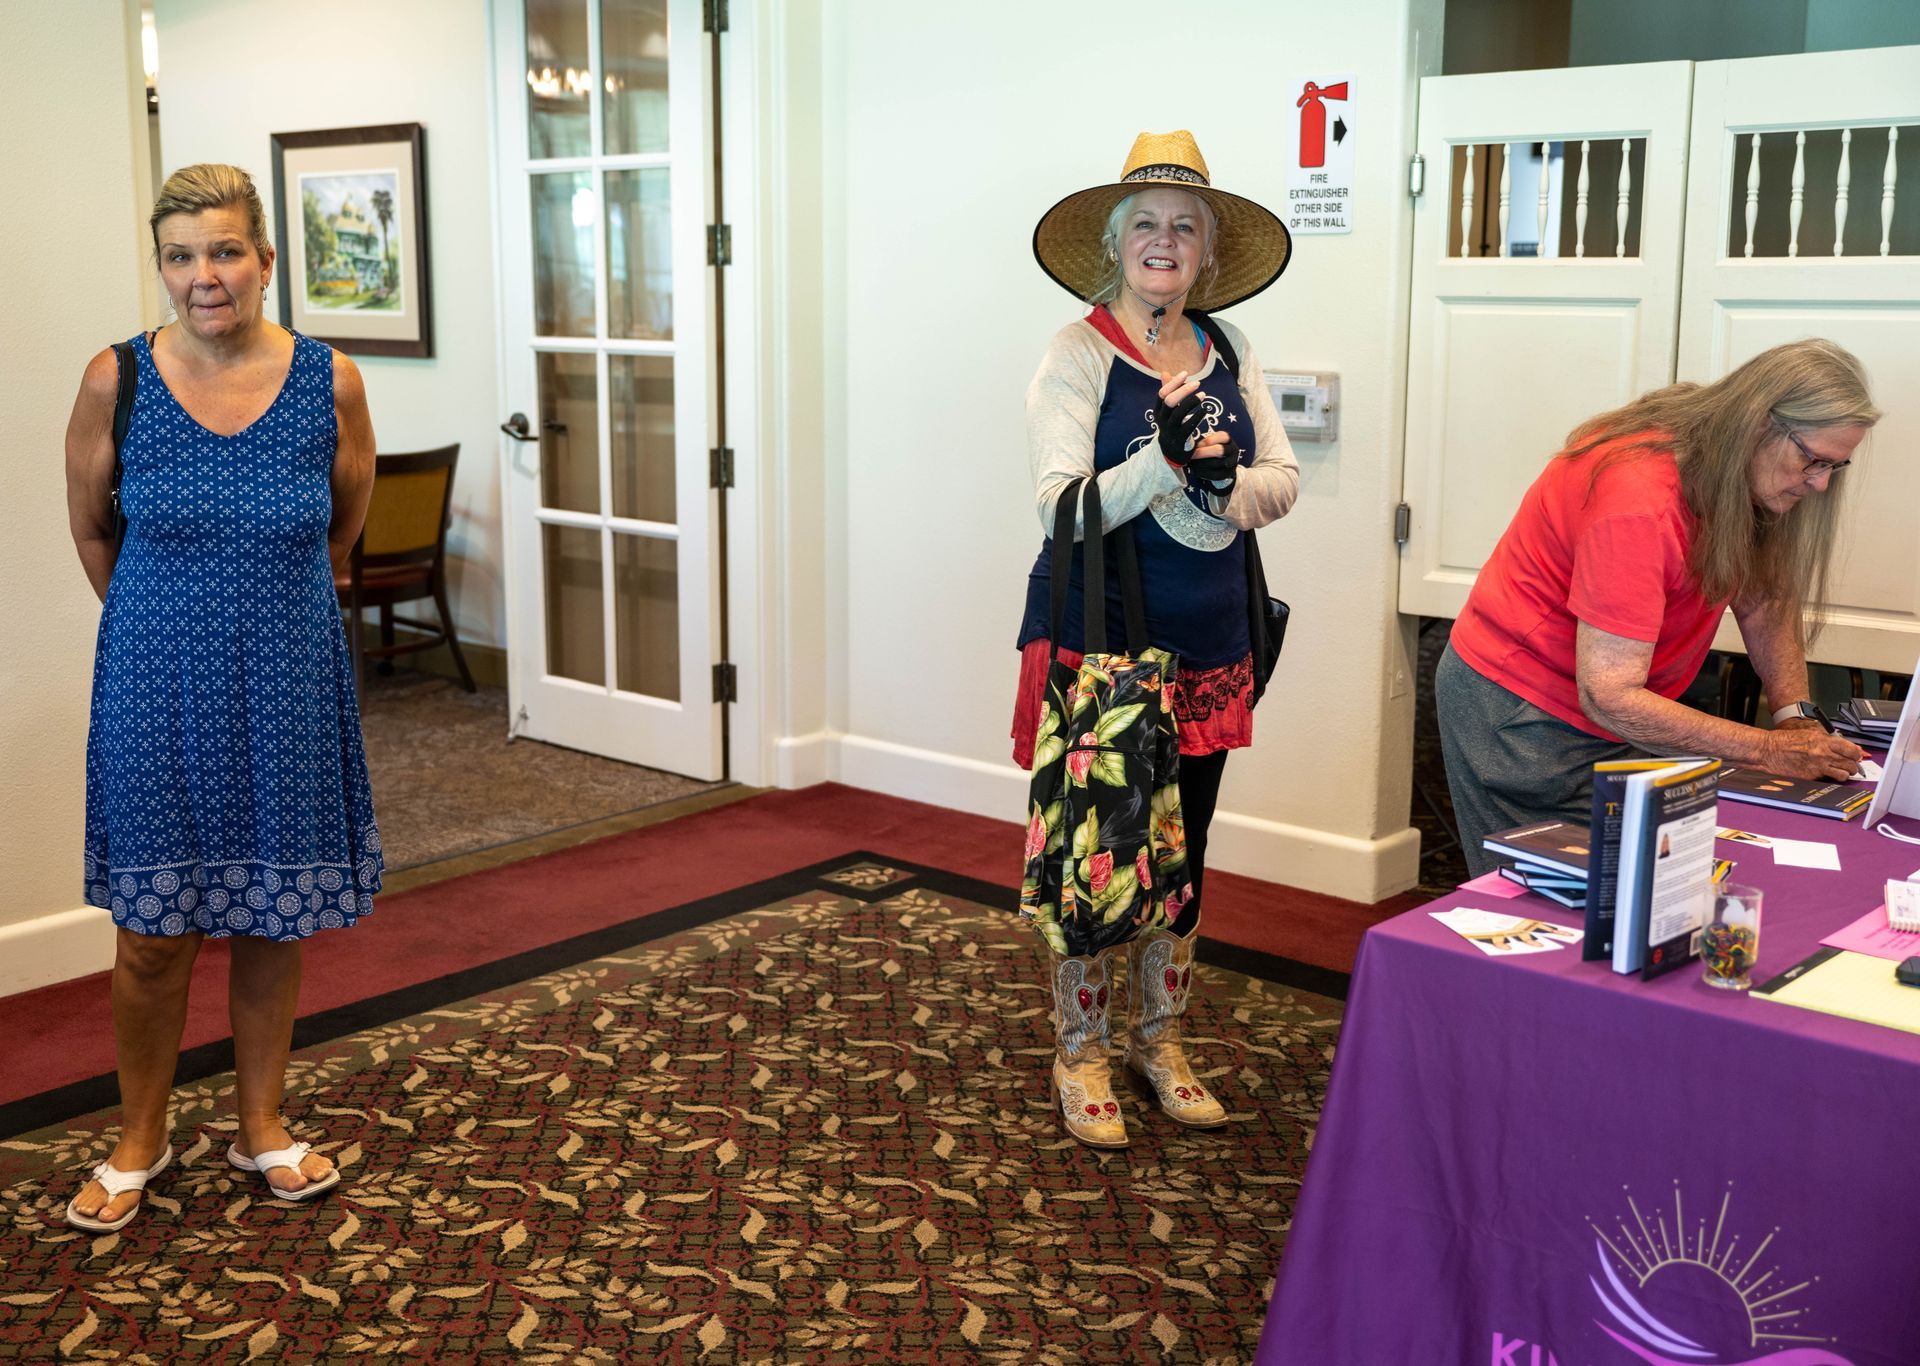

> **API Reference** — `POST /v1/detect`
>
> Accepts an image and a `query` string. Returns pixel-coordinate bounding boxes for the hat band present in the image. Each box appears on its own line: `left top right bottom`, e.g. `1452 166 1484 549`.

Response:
1121 164 1209 187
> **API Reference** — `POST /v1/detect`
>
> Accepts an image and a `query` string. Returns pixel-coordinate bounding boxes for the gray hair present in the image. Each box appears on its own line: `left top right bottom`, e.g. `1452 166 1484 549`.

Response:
1086 189 1219 306
1562 338 1880 637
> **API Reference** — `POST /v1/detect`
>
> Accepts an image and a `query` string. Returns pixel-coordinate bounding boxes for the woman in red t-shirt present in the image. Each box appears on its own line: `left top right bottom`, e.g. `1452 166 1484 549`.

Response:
1439 339 1880 876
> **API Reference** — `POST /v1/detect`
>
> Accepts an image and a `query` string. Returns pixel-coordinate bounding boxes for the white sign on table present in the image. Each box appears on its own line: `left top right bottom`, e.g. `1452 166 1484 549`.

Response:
1286 74 1354 235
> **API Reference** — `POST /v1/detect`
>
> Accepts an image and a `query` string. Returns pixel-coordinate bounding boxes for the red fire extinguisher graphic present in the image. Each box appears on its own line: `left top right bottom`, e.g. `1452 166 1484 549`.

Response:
1297 81 1348 168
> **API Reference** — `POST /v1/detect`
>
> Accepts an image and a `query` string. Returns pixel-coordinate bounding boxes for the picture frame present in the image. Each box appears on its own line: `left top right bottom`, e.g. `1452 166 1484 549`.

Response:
270 122 433 358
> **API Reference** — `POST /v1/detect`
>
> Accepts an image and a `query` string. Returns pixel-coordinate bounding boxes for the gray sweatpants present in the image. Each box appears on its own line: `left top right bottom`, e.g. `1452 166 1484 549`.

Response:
1435 644 1636 879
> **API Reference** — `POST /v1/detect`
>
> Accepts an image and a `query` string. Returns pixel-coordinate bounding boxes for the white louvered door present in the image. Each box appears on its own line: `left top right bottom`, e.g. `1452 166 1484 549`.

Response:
1397 62 1695 619
1679 45 1920 674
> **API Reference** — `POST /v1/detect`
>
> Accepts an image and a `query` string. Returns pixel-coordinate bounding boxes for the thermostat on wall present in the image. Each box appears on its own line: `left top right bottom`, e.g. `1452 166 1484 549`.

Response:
1265 370 1338 443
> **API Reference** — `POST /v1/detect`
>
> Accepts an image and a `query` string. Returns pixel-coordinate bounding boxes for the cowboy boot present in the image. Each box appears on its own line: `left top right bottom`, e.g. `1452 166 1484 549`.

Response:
1122 926 1227 1128
1049 948 1128 1149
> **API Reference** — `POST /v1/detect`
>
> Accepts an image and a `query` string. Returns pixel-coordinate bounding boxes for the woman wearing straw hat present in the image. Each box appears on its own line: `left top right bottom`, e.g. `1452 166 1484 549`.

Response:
1013 130 1300 1148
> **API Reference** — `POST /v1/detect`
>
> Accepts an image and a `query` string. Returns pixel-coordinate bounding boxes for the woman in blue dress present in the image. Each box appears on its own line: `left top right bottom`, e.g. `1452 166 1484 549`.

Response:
62 164 382 1230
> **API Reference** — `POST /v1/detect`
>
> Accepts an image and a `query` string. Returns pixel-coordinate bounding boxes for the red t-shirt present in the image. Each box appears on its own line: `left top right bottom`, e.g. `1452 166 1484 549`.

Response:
1449 435 1729 741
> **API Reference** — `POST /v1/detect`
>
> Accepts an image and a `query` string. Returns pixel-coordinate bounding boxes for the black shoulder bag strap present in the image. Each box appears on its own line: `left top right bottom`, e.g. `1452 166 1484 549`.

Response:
1190 310 1286 706
1190 309 1240 380
109 340 138 559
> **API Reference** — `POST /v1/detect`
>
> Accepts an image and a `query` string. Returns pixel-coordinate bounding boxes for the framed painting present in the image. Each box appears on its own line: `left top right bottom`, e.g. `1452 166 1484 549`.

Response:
270 122 433 358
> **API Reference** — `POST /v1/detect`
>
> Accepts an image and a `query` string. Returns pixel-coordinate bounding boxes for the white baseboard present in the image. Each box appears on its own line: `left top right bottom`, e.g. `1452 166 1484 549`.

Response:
1207 809 1422 903
773 729 841 788
833 732 1420 904
838 732 1029 823
0 904 116 996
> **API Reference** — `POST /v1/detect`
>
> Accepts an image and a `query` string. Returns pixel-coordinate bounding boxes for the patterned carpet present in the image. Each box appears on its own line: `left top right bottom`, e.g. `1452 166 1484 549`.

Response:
0 855 1338 1362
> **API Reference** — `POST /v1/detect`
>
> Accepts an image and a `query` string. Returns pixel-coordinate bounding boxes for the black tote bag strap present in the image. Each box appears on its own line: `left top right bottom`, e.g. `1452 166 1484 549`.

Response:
1046 476 1083 653
1049 475 1149 660
1080 478 1108 655
1111 523 1149 656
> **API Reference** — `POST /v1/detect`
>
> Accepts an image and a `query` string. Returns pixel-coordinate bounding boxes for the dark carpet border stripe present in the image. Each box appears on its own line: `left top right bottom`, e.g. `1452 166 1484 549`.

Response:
0 851 1346 1140
895 861 1352 1004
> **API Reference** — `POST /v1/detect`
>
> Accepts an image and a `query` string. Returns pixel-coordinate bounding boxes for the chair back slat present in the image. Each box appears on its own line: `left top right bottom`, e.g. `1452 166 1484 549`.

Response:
359 444 459 567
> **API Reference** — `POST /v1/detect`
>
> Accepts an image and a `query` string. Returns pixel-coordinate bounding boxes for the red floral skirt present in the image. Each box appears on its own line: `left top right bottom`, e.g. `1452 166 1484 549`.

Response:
1010 639 1254 769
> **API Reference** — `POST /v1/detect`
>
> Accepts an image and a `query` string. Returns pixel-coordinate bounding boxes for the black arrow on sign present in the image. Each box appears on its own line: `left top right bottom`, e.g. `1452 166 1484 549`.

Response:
1333 117 1348 145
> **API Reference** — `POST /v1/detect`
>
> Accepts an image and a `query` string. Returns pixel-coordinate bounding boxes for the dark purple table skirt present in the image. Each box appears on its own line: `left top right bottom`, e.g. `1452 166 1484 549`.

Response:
1257 793 1920 1366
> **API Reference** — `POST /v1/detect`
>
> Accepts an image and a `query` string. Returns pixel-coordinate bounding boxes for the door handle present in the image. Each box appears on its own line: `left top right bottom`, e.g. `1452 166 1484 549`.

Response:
500 412 539 442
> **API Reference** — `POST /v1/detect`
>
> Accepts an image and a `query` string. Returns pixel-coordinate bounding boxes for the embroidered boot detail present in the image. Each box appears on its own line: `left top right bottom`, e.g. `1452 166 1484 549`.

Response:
1050 949 1128 1149
1123 927 1227 1128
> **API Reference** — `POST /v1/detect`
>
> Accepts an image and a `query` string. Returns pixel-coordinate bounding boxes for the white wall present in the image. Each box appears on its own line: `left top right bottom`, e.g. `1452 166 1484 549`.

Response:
779 0 1441 900
153 0 505 649
0 1 148 981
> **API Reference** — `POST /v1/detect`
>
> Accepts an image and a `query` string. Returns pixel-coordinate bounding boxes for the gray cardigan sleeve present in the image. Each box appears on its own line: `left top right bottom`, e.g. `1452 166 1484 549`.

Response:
1026 323 1186 540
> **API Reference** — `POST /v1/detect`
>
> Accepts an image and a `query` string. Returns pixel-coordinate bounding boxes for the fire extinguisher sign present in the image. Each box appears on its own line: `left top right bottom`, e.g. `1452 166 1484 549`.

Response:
1287 75 1354 235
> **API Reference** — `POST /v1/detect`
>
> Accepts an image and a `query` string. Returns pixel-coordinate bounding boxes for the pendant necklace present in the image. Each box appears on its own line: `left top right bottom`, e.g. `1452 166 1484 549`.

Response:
1125 279 1181 350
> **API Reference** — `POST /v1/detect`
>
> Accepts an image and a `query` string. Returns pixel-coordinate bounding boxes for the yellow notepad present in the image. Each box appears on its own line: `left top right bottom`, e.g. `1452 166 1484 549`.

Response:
1753 948 1920 1035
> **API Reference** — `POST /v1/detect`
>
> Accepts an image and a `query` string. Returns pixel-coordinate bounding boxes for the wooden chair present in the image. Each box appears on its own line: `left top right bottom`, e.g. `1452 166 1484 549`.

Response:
336 444 475 695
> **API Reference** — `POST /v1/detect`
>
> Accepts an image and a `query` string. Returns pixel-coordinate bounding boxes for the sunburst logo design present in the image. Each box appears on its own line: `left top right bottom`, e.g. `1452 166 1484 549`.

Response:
1587 1183 1853 1366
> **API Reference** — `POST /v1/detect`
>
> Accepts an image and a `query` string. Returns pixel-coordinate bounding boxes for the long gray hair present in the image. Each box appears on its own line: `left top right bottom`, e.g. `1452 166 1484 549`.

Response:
1562 338 1880 639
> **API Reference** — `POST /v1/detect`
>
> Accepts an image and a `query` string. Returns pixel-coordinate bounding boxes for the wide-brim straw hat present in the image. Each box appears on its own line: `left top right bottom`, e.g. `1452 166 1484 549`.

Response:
1033 130 1291 314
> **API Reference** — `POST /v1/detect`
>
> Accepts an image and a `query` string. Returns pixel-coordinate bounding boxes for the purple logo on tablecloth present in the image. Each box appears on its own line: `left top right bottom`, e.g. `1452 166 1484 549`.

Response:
1584 1185 1852 1366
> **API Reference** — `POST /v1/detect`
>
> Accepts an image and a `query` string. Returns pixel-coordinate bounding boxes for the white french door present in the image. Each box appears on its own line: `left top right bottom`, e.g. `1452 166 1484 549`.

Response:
492 0 722 779
1679 45 1920 674
1398 61 1695 619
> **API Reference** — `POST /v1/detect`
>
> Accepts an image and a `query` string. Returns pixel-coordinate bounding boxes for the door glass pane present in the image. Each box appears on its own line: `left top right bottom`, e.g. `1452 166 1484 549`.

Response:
611 356 675 523
603 0 669 156
533 172 596 336
537 352 599 513
543 524 605 684
606 169 673 339
526 0 591 159
614 533 679 699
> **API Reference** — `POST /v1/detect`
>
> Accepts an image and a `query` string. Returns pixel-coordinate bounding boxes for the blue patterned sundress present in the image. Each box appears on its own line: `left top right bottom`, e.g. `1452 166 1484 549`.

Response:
83 329 382 941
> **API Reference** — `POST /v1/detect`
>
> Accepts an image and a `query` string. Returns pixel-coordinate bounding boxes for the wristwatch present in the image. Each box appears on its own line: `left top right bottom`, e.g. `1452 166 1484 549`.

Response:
1771 700 1835 733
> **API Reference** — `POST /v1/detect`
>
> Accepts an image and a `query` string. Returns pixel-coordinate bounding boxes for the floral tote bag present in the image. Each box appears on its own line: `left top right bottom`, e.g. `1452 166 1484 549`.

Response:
1019 478 1192 958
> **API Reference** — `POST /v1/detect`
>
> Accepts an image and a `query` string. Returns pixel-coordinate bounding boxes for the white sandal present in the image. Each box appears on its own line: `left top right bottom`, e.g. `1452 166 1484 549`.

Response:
226 1140 341 1202
64 1144 173 1232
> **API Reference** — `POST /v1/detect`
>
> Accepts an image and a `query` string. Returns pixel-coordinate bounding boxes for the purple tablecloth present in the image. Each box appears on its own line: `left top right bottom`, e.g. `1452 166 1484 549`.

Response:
1257 795 1920 1366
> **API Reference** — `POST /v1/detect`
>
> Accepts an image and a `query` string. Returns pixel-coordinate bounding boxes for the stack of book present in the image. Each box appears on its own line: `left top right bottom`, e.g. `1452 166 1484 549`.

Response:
1481 757 1733 980
1717 765 1873 821
1483 820 1590 909
1836 697 1902 745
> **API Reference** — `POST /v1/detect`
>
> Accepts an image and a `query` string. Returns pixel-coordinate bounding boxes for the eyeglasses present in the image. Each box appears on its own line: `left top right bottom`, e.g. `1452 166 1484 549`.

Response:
1778 425 1851 478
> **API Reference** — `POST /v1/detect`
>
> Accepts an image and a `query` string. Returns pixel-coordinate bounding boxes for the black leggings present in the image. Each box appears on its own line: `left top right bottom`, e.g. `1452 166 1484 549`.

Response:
1172 750 1228 937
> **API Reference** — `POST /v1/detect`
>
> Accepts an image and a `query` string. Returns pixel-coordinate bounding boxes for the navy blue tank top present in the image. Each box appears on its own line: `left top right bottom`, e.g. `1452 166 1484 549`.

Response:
1017 333 1253 671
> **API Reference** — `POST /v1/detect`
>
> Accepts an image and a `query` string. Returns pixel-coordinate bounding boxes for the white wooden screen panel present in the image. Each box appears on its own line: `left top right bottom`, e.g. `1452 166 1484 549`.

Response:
1399 62 1694 620
1431 304 1641 573
1680 46 1920 674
